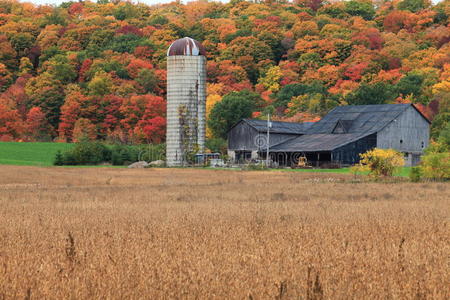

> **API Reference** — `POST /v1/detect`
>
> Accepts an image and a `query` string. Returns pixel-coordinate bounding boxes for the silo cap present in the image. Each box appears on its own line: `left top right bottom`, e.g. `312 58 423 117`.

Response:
167 37 206 56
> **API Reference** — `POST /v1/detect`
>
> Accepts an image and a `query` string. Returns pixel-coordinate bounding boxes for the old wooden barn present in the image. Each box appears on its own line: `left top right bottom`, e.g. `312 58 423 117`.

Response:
227 119 313 162
227 104 430 166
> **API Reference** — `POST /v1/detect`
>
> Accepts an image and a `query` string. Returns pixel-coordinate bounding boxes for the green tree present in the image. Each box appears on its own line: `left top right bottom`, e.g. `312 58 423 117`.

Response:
346 82 397 105
109 34 144 53
205 138 227 154
397 0 428 13
88 71 112 96
136 69 158 93
431 112 450 140
274 82 327 109
46 55 77 84
113 3 140 21
344 0 375 20
10 33 34 57
396 73 424 99
42 7 68 26
208 90 261 139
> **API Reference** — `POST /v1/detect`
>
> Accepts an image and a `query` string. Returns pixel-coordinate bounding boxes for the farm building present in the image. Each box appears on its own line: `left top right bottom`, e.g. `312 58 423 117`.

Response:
227 104 430 166
227 119 313 162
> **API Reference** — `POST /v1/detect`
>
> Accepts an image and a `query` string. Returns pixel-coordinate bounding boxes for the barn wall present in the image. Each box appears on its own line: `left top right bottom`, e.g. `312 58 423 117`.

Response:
332 134 377 165
228 122 300 151
228 122 259 151
377 106 429 153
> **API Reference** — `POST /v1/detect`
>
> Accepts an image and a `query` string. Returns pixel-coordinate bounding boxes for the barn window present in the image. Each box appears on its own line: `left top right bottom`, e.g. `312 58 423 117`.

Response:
421 141 424 148
400 139 403 144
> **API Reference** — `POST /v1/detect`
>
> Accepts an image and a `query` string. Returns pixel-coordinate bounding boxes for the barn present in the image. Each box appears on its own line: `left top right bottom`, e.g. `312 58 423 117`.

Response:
227 104 430 167
227 119 313 163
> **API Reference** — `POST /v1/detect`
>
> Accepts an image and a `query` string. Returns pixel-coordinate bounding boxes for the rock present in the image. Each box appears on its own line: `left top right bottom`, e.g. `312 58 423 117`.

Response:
127 161 149 169
149 160 165 167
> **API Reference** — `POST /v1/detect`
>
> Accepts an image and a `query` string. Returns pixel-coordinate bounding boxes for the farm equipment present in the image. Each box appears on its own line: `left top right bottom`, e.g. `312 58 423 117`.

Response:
293 155 312 169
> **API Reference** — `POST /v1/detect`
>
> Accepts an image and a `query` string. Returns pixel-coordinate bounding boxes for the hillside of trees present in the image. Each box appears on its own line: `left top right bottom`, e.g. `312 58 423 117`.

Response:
0 0 449 143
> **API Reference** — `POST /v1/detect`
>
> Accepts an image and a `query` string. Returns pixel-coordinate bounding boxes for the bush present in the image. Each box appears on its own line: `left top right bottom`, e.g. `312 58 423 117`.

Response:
137 143 166 162
70 139 111 165
111 145 138 165
420 151 450 181
418 128 450 181
54 139 166 166
205 138 227 154
409 166 422 182
54 150 64 166
357 148 404 177
53 138 111 165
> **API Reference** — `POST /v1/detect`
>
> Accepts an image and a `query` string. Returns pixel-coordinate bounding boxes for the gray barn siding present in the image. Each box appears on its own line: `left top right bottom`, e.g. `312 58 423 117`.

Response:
228 122 300 151
377 106 429 153
228 122 258 151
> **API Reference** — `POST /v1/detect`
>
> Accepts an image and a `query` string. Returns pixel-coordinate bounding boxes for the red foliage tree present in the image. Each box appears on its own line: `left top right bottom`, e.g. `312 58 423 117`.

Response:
352 28 384 50
25 107 52 141
98 95 124 135
0 103 24 141
116 25 143 37
68 2 83 16
127 59 153 79
344 62 370 81
383 11 410 33
78 59 92 82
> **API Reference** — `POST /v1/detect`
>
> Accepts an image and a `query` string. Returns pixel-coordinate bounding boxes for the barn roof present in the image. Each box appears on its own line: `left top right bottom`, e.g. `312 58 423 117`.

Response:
270 133 368 152
307 104 429 135
243 119 314 134
270 104 429 152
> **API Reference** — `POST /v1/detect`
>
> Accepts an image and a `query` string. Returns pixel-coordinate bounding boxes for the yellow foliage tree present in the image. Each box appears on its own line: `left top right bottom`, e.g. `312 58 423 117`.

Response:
206 94 222 138
258 66 282 92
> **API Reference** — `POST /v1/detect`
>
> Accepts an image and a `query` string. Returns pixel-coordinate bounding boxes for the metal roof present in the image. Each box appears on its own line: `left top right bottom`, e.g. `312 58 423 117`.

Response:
270 133 368 152
167 37 206 56
269 104 428 152
244 119 314 134
307 104 416 135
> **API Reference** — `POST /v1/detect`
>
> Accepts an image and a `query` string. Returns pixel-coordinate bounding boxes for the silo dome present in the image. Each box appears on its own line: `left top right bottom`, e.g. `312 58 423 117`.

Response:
167 37 206 56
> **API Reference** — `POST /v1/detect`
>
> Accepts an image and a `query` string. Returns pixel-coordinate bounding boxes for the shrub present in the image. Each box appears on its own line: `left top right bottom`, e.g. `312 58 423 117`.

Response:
420 150 450 181
54 140 166 166
54 150 64 166
409 166 422 182
205 138 227 154
111 145 139 166
357 148 404 177
418 129 450 181
70 139 110 165
137 144 166 162
53 138 111 165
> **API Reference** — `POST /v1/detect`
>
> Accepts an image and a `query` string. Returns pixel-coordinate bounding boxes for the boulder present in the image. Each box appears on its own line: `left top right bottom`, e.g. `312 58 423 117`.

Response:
127 161 149 169
149 160 165 167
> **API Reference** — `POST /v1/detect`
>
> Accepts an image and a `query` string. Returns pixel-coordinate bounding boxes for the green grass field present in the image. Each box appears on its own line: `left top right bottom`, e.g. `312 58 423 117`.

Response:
0 142 410 176
0 142 74 166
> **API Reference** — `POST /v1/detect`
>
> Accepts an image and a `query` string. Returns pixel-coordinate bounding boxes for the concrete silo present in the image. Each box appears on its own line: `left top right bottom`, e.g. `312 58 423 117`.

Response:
166 37 207 166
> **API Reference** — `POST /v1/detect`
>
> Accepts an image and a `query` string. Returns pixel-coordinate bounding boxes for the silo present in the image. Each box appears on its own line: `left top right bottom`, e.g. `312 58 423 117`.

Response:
166 37 207 166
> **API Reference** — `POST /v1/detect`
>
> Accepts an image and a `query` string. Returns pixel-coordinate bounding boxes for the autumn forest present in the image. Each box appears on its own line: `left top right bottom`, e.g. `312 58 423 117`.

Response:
0 0 449 144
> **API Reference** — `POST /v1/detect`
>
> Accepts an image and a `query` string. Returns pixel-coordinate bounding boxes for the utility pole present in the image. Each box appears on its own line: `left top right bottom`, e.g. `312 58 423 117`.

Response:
266 113 271 167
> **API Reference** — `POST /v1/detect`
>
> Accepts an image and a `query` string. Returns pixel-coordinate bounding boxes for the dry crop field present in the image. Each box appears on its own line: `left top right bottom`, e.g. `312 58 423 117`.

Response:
0 166 449 299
